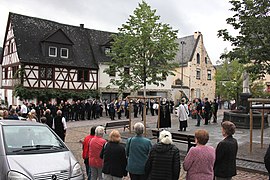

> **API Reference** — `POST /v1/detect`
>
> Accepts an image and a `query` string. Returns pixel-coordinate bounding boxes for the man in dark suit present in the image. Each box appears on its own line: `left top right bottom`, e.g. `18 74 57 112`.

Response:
203 97 211 125
214 121 238 180
212 98 219 123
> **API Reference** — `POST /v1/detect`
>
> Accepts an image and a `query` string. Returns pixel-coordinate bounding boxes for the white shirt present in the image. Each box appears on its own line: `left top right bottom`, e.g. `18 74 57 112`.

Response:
177 104 189 121
21 104 28 114
153 103 159 110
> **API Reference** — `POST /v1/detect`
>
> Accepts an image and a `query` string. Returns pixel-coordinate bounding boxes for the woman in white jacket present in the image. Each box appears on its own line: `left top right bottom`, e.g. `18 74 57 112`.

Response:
177 99 189 131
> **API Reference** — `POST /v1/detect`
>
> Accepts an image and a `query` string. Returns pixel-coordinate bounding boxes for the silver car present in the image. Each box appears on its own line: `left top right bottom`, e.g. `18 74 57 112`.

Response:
0 120 84 180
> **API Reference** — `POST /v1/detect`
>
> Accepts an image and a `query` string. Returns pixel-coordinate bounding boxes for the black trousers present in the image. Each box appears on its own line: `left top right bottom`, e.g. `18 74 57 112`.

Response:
129 173 147 180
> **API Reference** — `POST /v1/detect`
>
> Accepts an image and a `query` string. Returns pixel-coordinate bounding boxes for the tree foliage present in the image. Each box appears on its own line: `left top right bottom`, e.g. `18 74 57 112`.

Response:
104 1 179 93
215 59 244 101
218 0 270 78
216 56 270 101
14 84 99 102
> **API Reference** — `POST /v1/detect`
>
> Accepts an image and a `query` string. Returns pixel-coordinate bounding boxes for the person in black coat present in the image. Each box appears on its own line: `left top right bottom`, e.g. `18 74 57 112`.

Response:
100 130 127 179
264 145 270 180
44 109 53 129
214 121 238 179
53 110 67 142
204 97 211 125
159 100 171 128
145 130 180 180
109 100 116 120
133 100 139 118
195 98 203 126
85 100 92 120
212 98 219 123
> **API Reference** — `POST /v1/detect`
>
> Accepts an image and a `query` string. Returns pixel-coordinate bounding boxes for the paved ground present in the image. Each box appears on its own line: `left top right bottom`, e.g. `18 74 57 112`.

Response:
65 109 270 179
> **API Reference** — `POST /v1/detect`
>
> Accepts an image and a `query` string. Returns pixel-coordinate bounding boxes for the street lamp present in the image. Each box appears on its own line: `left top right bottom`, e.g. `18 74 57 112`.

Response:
180 41 186 92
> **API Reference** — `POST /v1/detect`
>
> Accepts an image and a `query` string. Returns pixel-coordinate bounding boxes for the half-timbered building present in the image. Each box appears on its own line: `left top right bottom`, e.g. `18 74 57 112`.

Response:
1 13 112 105
1 13 216 106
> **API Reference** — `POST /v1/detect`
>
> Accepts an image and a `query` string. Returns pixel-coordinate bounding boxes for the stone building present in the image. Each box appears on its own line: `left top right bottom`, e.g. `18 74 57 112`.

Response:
171 32 216 104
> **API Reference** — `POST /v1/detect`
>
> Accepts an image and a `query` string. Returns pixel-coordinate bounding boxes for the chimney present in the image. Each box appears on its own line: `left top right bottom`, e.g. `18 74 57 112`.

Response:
194 31 201 39
80 24 84 28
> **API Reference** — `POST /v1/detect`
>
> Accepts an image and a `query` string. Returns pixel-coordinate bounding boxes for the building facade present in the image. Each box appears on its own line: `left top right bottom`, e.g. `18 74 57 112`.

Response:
1 13 216 106
171 32 216 104
0 13 108 105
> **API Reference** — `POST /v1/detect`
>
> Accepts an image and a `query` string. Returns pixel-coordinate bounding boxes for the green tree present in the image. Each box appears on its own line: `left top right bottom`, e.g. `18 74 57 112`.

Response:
215 59 244 103
218 0 270 78
216 56 269 102
105 1 178 96
250 81 270 98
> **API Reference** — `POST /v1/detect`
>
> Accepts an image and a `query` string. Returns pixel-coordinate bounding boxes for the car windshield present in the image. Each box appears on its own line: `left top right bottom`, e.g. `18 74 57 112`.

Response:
3 125 67 155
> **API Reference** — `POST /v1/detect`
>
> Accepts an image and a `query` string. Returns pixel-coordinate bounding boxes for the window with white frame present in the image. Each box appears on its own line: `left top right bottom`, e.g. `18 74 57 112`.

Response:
60 48 69 58
49 46 57 57
196 69 201 79
207 70 211 80
104 47 111 55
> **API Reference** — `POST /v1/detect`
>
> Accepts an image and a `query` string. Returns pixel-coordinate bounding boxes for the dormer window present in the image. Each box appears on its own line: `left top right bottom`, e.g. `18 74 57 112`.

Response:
61 48 69 58
49 46 57 57
104 47 111 55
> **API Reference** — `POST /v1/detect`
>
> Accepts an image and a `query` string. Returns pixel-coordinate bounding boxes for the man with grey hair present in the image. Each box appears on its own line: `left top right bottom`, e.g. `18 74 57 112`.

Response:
126 122 152 180
52 110 67 141
89 126 106 180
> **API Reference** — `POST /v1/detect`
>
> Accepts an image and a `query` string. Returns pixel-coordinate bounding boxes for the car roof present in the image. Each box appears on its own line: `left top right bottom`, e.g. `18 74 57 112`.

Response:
0 120 44 126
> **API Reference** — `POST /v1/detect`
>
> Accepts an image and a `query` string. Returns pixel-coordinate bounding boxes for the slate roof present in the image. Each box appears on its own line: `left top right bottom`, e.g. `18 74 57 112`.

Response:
4 12 114 69
175 35 200 65
3 13 199 68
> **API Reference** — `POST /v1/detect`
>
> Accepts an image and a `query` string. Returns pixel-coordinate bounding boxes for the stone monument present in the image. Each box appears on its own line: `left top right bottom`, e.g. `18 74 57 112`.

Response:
239 71 252 113
224 71 268 129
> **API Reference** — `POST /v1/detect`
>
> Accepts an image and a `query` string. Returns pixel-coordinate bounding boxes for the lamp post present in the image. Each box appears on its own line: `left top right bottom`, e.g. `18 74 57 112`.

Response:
180 41 186 92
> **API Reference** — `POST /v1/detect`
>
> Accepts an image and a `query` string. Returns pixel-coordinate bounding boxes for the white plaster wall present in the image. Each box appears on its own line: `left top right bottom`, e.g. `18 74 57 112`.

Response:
7 89 13 106
99 63 174 91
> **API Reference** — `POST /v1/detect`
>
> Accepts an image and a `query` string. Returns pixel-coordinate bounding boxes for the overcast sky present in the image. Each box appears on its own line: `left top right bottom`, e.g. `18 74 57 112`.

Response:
0 0 234 64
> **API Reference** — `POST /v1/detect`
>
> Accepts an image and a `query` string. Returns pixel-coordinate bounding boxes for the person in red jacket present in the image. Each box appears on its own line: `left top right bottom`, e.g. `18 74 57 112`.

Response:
89 126 106 180
82 126 96 180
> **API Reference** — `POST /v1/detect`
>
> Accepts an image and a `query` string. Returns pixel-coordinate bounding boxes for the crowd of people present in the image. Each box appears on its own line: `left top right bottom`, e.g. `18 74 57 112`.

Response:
176 97 219 132
0 97 175 122
4 97 270 179
81 121 238 180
